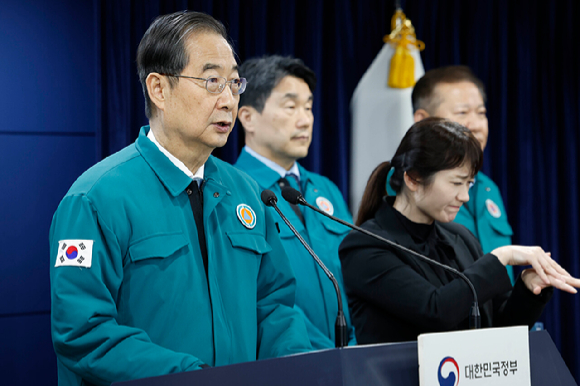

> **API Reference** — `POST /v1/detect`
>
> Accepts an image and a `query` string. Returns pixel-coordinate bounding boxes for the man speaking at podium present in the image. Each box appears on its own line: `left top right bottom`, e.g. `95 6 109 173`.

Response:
49 11 311 386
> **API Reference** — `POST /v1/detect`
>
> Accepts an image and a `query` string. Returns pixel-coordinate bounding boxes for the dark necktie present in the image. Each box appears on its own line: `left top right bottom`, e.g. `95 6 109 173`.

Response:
285 173 302 193
278 175 305 224
186 180 209 279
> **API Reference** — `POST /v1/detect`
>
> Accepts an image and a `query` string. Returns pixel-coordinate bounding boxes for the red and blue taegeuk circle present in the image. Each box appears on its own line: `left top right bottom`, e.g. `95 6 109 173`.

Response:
66 246 78 260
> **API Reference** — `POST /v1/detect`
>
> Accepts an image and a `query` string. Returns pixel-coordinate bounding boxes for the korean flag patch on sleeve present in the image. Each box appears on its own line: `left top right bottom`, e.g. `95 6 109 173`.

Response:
55 240 94 268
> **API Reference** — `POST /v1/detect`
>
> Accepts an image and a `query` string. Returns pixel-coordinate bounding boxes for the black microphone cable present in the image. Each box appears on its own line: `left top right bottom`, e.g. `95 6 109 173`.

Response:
261 189 349 347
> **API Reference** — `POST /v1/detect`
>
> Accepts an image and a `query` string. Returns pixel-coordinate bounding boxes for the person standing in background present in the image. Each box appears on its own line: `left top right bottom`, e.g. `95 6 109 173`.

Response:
411 66 515 283
235 55 356 349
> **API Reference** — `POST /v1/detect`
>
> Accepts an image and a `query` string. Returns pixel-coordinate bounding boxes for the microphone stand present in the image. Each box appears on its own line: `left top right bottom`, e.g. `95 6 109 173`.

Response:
282 187 481 329
261 191 348 347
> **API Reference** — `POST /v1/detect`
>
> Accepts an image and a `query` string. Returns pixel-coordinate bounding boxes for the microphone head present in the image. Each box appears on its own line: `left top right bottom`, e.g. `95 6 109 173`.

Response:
261 189 278 207
281 186 303 205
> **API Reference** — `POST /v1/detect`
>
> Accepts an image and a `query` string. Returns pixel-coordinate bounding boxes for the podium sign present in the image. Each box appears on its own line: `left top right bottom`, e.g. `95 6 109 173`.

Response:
418 326 531 386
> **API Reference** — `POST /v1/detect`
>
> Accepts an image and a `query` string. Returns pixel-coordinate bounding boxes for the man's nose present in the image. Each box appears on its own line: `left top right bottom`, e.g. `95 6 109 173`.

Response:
296 108 313 128
217 85 237 110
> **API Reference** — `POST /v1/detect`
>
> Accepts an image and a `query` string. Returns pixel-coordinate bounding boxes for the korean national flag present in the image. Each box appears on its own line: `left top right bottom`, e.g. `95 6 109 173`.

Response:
55 240 94 268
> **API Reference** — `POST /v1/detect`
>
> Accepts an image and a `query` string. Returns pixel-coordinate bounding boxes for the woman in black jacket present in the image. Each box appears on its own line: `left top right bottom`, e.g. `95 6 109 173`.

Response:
340 118 579 344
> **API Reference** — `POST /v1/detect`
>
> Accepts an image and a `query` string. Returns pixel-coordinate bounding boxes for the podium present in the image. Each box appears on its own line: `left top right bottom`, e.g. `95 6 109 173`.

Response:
113 331 577 386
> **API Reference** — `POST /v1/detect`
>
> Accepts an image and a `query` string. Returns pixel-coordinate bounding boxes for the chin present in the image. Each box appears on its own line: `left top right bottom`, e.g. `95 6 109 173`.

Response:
211 134 231 148
443 213 458 223
290 148 309 159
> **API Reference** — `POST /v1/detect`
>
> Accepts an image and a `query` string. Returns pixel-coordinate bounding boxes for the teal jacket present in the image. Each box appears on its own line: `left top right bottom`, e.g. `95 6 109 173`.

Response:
50 127 311 386
234 148 356 349
454 171 515 283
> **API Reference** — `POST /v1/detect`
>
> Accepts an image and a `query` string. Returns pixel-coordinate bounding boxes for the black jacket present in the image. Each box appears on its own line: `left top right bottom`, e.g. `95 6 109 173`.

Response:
339 199 552 344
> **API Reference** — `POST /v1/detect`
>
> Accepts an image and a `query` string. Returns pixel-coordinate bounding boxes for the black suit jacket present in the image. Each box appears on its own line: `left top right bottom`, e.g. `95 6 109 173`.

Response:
339 199 552 344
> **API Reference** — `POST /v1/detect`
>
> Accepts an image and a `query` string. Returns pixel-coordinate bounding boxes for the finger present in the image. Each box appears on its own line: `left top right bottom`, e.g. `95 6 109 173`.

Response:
551 278 578 294
529 256 550 285
561 275 580 289
535 252 566 283
544 257 572 280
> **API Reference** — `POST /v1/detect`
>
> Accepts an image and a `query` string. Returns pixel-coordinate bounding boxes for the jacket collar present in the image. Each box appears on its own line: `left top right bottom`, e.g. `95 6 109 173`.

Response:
137 126 226 197
237 147 311 189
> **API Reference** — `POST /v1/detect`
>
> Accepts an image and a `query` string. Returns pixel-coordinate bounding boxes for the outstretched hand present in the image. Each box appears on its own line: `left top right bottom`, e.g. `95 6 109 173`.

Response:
492 246 580 294
521 268 580 294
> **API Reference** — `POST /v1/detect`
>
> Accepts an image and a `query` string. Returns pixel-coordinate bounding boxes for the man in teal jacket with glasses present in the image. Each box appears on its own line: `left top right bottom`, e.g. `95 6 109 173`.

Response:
235 55 356 349
50 12 311 386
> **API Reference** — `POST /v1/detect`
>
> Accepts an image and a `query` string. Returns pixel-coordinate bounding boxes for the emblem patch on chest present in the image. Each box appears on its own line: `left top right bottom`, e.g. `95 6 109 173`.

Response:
236 204 257 229
485 199 501 218
315 196 334 216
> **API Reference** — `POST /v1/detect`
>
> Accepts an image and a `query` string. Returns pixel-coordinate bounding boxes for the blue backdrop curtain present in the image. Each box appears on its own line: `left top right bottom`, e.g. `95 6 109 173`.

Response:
98 0 580 379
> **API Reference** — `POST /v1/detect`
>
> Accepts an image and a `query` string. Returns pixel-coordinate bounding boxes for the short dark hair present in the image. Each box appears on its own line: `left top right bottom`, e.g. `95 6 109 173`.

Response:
137 11 229 118
238 55 316 114
356 117 483 226
411 65 487 113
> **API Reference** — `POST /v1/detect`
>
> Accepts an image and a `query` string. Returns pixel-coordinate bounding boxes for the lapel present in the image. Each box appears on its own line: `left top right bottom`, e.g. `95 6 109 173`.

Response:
202 156 228 218
136 126 192 197
433 224 474 271
236 148 282 190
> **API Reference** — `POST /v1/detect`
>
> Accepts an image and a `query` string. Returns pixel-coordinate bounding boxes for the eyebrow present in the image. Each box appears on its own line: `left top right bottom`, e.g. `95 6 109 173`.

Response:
202 63 221 72
454 103 486 109
282 93 314 101
454 174 471 179
202 63 239 73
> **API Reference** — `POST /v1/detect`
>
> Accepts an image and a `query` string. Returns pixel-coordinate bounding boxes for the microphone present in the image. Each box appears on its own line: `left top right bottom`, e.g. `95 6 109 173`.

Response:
281 186 481 329
261 189 349 347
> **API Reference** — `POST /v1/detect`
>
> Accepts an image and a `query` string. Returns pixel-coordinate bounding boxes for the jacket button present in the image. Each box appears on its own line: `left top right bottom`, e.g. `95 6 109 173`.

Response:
486 187 491 192
213 192 220 198
186 189 193 195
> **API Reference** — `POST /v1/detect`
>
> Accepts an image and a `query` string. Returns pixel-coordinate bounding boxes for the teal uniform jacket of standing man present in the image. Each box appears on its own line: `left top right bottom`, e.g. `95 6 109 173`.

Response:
411 65 514 282
235 55 356 349
50 13 311 386
454 171 515 282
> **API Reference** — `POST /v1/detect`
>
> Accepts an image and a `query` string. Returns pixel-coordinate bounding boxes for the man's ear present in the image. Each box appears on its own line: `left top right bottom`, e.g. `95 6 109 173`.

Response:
146 73 167 112
237 106 258 134
413 109 430 122
403 172 420 192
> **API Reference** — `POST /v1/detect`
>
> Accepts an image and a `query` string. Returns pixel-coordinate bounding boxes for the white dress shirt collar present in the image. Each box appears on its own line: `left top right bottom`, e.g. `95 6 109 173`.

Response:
244 146 301 179
147 129 204 182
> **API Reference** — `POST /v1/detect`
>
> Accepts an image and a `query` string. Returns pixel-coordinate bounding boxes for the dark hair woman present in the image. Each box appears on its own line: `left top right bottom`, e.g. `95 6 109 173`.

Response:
340 117 580 344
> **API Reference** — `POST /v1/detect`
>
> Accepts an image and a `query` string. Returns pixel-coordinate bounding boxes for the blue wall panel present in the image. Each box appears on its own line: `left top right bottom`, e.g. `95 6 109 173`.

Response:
0 134 97 315
0 0 98 134
0 313 57 385
0 0 99 383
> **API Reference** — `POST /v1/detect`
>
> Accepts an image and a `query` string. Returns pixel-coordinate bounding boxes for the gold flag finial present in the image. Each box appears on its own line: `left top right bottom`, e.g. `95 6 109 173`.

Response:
383 9 425 88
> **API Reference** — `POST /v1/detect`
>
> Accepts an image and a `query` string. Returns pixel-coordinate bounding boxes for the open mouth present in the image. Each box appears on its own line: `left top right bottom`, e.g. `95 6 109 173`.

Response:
213 121 232 131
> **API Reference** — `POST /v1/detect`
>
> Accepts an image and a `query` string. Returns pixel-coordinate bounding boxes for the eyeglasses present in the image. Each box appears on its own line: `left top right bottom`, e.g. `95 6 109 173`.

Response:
160 74 247 95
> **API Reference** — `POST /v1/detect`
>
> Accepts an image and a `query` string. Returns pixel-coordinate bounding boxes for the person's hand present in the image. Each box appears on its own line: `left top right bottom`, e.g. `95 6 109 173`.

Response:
492 246 569 286
521 268 580 294
492 246 580 294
